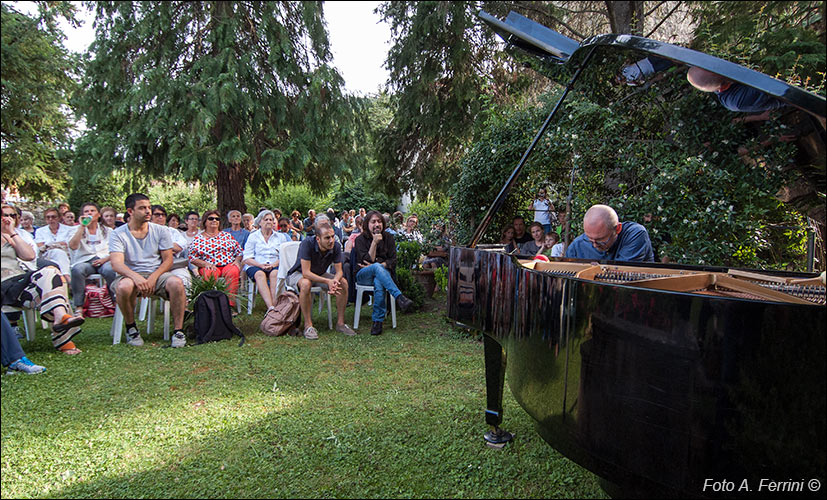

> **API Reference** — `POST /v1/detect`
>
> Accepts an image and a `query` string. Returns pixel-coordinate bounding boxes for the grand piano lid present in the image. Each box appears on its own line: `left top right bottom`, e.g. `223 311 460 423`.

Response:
478 10 826 121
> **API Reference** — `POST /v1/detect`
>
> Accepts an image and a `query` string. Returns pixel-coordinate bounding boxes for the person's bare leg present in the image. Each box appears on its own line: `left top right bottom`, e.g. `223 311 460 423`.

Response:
165 277 186 330
268 273 279 306
299 279 313 329
335 278 348 326
116 279 138 324
254 271 273 309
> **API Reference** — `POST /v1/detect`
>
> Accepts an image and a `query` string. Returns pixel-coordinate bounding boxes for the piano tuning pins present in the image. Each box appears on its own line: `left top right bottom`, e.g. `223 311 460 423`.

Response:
749 281 826 304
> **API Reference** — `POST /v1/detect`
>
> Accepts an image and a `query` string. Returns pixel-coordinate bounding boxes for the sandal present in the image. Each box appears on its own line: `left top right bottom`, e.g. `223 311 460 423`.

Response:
53 314 85 334
58 341 82 355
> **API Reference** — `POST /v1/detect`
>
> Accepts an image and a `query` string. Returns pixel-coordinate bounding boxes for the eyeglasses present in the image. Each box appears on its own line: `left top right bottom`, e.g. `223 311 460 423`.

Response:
206 216 221 221
152 212 166 217
45 215 59 219
587 234 615 247
2 212 17 218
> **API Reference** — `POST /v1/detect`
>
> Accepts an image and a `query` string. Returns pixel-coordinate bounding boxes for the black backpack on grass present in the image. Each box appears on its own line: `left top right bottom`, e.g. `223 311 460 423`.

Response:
192 290 245 346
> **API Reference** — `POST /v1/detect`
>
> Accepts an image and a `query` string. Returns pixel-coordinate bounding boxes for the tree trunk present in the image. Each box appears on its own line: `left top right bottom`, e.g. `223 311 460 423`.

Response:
216 161 247 225
605 1 644 35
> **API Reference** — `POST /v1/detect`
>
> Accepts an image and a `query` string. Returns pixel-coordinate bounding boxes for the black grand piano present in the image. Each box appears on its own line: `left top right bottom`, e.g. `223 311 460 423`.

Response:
448 11 826 498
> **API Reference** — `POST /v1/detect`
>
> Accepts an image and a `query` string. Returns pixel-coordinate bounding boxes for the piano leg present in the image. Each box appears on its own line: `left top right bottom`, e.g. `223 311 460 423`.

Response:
483 333 513 447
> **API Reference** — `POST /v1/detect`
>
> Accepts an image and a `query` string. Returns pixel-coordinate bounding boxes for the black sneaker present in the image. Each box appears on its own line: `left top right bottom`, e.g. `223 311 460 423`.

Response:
395 294 414 313
370 321 384 336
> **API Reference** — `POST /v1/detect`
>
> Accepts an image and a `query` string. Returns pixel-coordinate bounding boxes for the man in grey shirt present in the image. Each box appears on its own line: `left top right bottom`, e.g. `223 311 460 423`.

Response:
109 193 188 348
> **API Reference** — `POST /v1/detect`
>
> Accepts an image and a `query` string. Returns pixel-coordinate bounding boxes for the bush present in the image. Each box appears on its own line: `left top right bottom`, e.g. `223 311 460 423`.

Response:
147 180 216 216
396 239 423 271
246 182 330 216
395 268 425 310
331 184 397 214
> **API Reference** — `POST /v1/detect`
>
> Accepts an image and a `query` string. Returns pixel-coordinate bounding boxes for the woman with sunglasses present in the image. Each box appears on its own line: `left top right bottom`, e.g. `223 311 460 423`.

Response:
188 210 243 310
2 204 84 354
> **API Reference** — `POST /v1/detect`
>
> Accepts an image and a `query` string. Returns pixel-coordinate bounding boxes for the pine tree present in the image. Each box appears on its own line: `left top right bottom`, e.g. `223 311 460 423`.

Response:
75 1 364 214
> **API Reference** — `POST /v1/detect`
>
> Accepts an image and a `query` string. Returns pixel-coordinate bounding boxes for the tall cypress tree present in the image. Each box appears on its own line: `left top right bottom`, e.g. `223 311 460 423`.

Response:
75 1 363 214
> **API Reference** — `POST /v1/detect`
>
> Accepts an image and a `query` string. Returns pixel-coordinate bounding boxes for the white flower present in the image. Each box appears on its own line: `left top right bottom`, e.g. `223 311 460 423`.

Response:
571 134 578 139
657 205 663 212
728 205 733 211
706 207 711 212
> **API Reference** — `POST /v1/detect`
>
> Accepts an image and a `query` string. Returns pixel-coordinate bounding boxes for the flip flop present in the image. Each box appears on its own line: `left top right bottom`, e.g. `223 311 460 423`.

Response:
53 314 85 334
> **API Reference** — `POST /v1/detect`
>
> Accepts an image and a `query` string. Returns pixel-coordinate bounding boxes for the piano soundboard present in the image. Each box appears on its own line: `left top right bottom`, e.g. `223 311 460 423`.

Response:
521 259 826 305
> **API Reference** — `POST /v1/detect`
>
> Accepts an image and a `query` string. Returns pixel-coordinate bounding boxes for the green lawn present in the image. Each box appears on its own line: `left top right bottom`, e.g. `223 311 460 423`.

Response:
1 294 606 499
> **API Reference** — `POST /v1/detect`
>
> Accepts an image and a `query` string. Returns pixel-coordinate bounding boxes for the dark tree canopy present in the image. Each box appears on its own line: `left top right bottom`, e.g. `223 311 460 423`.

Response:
75 1 365 215
1 1 78 198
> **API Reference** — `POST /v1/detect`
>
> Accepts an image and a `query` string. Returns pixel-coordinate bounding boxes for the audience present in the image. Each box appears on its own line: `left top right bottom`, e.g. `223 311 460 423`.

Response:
2 203 84 354
109 193 188 347
500 225 518 253
285 221 356 340
242 213 255 231
520 222 546 255
224 209 250 248
402 214 423 243
303 209 317 238
62 211 77 226
167 213 181 230
150 205 192 289
19 211 37 238
68 202 117 317
189 210 243 311
512 216 532 244
34 207 73 285
278 217 300 241
100 206 118 229
243 210 287 311
352 211 413 335
290 210 305 234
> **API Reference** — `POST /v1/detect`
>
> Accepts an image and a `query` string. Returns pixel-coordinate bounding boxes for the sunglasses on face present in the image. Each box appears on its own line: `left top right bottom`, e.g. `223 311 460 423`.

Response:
206 217 221 221
2 212 17 218
45 215 59 219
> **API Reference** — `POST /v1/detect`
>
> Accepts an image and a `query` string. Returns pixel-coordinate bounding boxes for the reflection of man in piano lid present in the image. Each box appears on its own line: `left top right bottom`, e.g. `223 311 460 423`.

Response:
686 67 787 119
565 204 654 263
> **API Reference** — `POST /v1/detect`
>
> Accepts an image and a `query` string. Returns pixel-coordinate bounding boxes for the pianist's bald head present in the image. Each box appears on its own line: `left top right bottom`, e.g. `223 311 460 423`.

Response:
583 205 619 231
687 67 732 92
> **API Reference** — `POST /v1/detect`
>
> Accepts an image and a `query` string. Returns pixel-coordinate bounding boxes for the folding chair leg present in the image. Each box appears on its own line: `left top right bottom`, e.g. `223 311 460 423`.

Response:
162 300 170 341
23 308 37 342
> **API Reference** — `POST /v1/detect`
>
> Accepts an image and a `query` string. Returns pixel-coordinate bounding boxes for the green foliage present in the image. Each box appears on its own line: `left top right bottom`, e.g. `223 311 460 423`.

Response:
452 72 810 268
246 182 330 217
74 1 366 214
330 183 397 214
186 273 241 309
66 168 128 214
0 2 78 198
396 239 423 271
691 1 826 94
433 264 449 292
394 268 425 310
147 180 216 217
375 1 533 196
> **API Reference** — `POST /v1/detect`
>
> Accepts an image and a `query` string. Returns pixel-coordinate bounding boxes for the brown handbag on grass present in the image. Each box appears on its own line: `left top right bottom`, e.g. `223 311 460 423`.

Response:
260 291 301 336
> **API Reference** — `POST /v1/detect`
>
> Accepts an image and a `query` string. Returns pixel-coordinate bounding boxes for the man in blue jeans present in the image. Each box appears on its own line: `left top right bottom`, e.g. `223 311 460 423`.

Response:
353 210 414 335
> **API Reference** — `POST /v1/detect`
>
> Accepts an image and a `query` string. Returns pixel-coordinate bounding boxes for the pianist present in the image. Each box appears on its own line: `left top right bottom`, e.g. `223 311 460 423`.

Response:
565 204 654 262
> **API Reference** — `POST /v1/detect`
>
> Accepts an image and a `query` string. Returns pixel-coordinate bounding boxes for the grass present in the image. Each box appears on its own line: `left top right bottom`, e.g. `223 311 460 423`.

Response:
1 293 607 499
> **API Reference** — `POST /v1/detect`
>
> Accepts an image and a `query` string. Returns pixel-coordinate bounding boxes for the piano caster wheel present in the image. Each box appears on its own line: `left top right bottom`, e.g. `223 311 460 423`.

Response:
484 427 514 449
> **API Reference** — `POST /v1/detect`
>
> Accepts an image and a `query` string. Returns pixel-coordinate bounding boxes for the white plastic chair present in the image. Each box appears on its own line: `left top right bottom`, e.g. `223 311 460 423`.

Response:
353 284 396 330
277 241 332 329
2 305 38 342
111 297 170 344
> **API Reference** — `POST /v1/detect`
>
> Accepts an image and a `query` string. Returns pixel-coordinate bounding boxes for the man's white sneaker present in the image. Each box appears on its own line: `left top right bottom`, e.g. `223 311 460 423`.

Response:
126 326 144 346
171 331 186 348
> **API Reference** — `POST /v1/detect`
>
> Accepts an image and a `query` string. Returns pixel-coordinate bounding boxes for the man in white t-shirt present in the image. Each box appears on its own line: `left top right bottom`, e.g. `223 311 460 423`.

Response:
109 193 188 348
